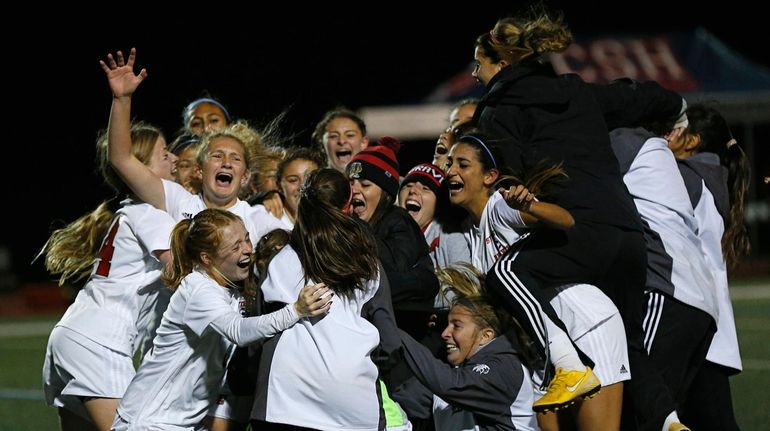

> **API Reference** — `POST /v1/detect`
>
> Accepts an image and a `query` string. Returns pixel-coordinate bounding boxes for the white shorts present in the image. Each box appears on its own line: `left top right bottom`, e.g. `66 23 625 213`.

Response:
43 326 135 418
111 412 200 431
207 394 254 423
551 284 631 386
572 312 630 385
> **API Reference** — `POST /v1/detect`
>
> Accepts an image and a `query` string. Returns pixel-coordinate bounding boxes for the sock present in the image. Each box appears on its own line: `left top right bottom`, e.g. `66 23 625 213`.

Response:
545 316 585 372
662 410 681 431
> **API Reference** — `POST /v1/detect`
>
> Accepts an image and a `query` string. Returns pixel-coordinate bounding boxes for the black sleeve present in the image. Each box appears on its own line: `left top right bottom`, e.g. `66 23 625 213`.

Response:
390 375 434 421
476 103 527 176
386 256 439 306
364 264 403 371
400 330 526 422
375 214 426 273
376 211 439 307
592 78 684 130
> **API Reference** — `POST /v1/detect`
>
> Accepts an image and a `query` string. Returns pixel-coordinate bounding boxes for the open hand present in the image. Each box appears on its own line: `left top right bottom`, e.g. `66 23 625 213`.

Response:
99 48 147 99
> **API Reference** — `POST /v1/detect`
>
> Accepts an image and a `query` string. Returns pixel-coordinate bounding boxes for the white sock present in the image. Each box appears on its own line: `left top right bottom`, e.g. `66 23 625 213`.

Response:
662 411 680 431
545 316 585 372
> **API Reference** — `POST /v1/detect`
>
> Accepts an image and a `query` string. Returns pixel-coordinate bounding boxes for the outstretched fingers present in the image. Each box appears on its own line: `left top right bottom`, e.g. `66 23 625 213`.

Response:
126 48 137 67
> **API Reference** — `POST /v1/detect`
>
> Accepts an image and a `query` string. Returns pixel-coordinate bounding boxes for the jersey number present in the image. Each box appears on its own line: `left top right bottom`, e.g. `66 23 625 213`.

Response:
95 219 121 277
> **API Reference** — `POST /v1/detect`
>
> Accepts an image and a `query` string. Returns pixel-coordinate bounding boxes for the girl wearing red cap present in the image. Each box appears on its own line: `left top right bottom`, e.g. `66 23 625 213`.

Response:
347 138 439 341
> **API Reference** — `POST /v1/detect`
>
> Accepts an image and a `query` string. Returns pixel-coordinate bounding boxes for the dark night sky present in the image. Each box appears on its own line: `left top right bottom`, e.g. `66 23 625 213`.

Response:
4 3 768 283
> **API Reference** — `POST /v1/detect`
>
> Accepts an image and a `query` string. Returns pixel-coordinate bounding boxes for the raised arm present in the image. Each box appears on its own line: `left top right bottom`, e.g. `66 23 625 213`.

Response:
99 48 166 210
591 78 684 130
500 185 574 230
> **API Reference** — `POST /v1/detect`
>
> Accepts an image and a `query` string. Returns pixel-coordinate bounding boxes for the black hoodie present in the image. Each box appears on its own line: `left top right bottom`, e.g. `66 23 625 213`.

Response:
474 62 682 231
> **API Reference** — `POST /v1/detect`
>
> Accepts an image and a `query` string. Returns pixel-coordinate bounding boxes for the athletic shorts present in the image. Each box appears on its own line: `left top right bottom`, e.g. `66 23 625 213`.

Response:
43 326 134 418
207 394 254 423
112 412 201 430
550 284 631 386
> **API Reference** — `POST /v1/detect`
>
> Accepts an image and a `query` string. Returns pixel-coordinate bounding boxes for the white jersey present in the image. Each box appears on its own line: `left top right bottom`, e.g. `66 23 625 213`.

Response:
253 246 384 430
694 180 741 370
615 133 718 320
116 270 299 430
251 204 293 230
56 201 175 356
423 220 472 309
464 192 528 274
162 179 286 243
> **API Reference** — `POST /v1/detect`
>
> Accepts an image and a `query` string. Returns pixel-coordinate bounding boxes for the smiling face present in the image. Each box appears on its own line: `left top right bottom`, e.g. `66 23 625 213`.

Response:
147 136 178 181
188 102 228 135
280 158 319 219
349 178 382 223
398 181 437 229
441 304 493 366
208 219 253 284
323 117 369 173
200 137 250 208
445 143 496 218
433 103 478 169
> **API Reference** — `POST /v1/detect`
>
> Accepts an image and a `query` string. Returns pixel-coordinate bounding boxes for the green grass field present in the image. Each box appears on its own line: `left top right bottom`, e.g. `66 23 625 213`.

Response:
2 282 769 430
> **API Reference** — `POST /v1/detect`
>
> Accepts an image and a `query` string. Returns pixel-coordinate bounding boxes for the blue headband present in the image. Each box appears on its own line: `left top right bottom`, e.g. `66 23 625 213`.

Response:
459 135 497 169
183 97 232 126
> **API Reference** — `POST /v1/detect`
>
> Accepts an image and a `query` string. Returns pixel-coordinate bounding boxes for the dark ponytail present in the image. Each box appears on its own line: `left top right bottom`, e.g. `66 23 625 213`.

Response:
686 104 750 268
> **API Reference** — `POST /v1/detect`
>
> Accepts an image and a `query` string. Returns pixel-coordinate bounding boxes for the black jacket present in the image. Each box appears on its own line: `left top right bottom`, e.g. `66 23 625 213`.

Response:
392 330 532 431
475 62 682 231
373 206 439 339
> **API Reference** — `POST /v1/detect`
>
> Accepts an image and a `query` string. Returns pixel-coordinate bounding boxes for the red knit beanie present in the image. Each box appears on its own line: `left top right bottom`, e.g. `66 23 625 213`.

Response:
346 136 401 197
399 163 445 197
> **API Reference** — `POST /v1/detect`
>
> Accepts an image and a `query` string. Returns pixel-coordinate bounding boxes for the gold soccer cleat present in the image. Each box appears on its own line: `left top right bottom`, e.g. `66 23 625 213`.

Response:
533 367 601 412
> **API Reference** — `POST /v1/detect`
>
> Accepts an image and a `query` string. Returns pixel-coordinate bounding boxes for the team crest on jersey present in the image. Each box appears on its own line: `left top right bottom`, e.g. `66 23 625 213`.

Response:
348 162 363 179
472 363 490 375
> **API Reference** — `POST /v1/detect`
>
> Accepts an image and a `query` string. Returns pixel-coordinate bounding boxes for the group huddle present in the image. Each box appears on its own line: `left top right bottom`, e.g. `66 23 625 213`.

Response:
40 7 749 431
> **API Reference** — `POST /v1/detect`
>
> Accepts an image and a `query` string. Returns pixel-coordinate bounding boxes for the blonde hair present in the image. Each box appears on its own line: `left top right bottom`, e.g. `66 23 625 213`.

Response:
197 120 258 169
479 4 572 66
98 122 163 196
37 201 116 286
437 263 514 336
39 122 163 285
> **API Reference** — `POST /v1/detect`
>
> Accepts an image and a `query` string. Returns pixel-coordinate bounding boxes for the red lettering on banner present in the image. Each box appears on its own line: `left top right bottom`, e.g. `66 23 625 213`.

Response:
551 36 698 92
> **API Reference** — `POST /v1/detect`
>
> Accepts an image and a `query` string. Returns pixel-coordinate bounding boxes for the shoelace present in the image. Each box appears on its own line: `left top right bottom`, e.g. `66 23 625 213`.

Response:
547 369 568 389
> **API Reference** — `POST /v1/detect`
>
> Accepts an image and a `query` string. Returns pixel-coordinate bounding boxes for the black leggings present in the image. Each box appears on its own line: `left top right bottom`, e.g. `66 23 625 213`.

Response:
681 361 741 431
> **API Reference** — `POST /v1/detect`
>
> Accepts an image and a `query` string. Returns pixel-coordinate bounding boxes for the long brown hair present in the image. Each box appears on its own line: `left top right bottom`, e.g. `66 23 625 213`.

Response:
685 104 751 268
290 168 379 297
